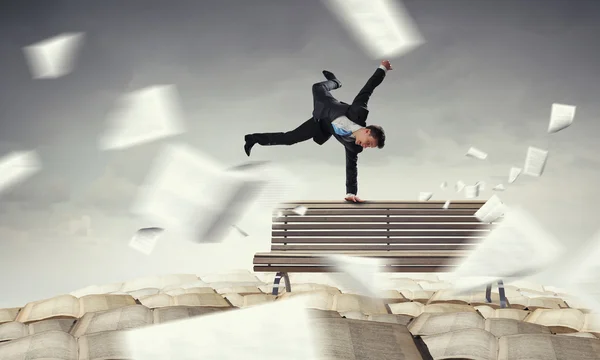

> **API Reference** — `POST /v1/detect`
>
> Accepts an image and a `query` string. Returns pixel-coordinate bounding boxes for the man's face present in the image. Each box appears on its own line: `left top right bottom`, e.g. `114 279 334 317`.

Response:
355 129 378 149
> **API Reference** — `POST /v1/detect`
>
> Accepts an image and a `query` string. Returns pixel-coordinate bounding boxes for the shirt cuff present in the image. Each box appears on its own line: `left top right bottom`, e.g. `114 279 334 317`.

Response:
378 64 388 72
346 193 356 197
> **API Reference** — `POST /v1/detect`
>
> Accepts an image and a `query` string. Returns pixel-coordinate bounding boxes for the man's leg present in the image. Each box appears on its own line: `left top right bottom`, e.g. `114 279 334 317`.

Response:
244 118 318 156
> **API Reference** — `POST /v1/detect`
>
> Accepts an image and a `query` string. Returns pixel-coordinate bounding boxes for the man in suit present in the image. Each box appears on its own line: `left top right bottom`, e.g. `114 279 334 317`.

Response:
243 60 392 202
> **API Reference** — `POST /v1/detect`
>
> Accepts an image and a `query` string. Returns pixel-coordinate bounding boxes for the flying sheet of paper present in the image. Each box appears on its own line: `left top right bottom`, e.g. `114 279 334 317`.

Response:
129 227 164 255
23 32 85 79
464 185 479 199
126 296 318 360
474 195 505 223
523 147 548 177
327 255 384 298
466 147 488 160
475 181 486 191
293 205 308 216
0 150 42 196
131 144 264 244
455 180 466 192
419 192 433 201
492 184 505 191
443 200 450 209
508 167 522 184
321 0 424 59
451 207 564 293
440 181 447 190
232 225 249 237
548 103 576 134
98 85 186 150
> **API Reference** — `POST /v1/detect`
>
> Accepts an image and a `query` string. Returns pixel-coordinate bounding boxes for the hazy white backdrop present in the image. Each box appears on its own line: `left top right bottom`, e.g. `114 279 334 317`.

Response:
0 0 599 307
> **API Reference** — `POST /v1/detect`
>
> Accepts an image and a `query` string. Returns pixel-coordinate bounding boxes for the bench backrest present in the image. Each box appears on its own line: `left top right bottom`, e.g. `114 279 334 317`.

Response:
271 201 495 253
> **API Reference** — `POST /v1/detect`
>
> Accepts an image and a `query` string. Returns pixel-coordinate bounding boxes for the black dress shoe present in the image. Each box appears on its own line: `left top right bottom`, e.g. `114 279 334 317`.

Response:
244 134 255 156
322 70 342 88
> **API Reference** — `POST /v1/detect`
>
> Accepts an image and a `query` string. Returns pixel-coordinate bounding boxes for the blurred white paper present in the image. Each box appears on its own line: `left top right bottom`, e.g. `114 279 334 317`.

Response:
440 181 447 189
466 147 488 160
455 180 466 192
475 181 486 191
418 192 432 201
508 167 522 184
232 225 249 237
0 150 42 196
474 195 505 223
293 205 308 216
492 184 505 191
451 207 564 293
464 185 479 199
23 32 85 79
98 85 186 150
523 147 548 177
126 296 318 360
131 144 265 243
548 103 576 134
443 200 450 209
129 227 164 255
327 255 383 298
321 0 424 59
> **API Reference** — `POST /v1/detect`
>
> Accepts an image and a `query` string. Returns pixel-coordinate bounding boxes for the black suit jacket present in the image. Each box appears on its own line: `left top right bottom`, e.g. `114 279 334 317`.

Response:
312 67 387 195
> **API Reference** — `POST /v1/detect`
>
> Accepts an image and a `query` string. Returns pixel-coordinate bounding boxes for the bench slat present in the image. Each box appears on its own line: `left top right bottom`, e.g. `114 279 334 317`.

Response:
279 209 480 216
254 256 463 266
272 230 489 237
278 202 484 209
272 223 490 230
253 265 455 272
254 251 469 258
272 216 484 223
270 237 483 244
271 244 474 251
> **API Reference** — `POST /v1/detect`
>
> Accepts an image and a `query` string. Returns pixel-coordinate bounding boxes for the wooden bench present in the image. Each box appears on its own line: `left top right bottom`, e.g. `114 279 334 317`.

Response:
253 200 507 306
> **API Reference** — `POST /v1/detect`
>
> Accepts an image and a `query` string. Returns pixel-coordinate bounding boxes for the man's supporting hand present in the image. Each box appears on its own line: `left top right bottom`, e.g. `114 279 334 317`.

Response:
380 60 393 70
345 194 365 203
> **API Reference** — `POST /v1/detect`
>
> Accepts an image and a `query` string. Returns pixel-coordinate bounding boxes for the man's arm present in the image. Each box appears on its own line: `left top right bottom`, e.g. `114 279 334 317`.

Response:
345 148 359 196
351 60 393 108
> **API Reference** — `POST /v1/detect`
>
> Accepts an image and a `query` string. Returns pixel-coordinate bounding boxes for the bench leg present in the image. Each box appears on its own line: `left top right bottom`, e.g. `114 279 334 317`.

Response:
271 272 291 295
498 280 507 308
485 281 508 308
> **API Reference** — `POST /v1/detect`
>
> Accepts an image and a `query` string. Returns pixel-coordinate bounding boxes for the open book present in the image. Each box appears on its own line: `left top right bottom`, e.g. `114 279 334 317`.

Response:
0 307 20 324
71 304 154 337
421 328 497 360
15 294 136 323
408 311 485 336
427 289 506 308
0 330 78 360
474 305 530 321
313 317 424 360
389 301 478 318
498 333 600 360
508 296 567 311
223 293 276 308
485 318 551 337
524 308 600 335
138 292 231 309
0 318 77 342
153 305 232 324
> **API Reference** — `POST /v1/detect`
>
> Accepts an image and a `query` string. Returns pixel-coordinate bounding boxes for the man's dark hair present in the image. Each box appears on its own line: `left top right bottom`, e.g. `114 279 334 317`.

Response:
366 125 385 149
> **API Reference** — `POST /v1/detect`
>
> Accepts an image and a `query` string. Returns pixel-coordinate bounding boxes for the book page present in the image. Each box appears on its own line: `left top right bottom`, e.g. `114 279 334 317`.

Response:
278 290 336 311
419 192 433 201
28 318 76 335
126 287 160 299
312 317 424 359
78 294 136 317
126 296 319 360
0 150 42 196
0 321 29 342
523 147 548 177
129 227 163 255
138 294 175 308
332 294 388 315
152 305 228 324
422 328 498 360
474 195 504 223
0 307 20 324
389 302 425 317
455 180 466 192
71 304 153 337
548 103 576 134
367 313 413 325
485 318 551 337
508 167 521 184
327 254 384 298
16 295 80 323
464 185 479 199
173 293 231 307
466 147 488 160
0 330 78 360
498 333 600 360
423 303 478 314
408 311 485 336
78 330 131 360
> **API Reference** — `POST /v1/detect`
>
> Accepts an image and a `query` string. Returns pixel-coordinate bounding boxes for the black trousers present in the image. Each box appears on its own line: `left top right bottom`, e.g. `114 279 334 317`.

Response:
250 79 340 146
